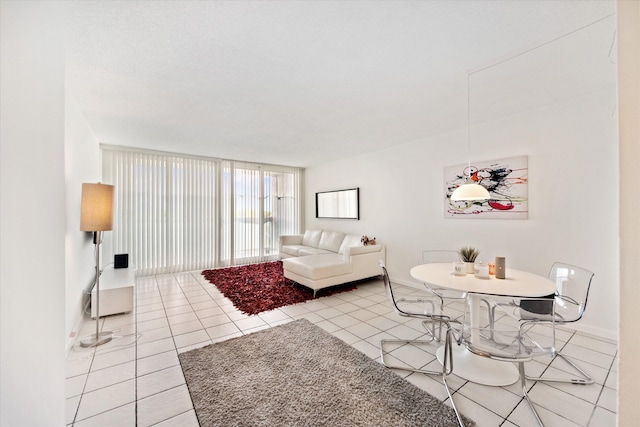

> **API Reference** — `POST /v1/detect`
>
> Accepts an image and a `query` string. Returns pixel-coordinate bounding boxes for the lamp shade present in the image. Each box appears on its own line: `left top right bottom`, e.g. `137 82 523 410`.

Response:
450 180 491 201
80 183 114 231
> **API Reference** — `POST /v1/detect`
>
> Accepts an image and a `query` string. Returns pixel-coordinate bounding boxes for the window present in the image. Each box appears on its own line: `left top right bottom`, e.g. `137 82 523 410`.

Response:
102 147 301 275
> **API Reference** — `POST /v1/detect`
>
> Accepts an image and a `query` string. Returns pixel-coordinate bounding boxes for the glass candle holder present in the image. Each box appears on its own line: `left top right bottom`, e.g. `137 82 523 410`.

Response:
474 262 489 279
452 262 467 276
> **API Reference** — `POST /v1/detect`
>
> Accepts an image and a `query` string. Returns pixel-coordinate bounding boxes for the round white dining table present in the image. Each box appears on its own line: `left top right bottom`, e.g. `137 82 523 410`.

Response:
410 262 556 386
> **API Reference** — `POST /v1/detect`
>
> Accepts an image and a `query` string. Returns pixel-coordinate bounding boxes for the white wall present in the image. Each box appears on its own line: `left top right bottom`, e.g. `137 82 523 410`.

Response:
305 87 619 339
64 96 101 350
0 1 66 425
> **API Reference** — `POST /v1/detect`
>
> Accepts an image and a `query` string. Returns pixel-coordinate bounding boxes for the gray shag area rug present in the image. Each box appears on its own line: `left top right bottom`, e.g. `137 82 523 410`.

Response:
178 319 474 427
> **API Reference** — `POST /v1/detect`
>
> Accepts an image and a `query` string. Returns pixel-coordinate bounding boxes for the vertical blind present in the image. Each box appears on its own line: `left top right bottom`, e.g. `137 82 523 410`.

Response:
102 147 302 276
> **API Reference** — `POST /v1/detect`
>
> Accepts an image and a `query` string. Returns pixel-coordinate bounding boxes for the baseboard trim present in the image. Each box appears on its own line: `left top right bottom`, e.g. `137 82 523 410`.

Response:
66 296 91 355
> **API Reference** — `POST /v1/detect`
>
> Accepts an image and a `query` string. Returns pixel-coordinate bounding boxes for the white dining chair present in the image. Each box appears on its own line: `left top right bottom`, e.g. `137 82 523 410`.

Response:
421 249 497 343
378 261 466 427
522 262 595 385
421 250 467 303
486 262 595 385
460 293 558 426
420 250 465 340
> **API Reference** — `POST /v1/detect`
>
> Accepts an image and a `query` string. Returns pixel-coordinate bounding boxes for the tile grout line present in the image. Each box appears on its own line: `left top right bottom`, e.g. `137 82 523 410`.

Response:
69 316 102 426
137 274 181 426
178 271 229 349
587 346 620 421
134 274 141 427
68 273 618 426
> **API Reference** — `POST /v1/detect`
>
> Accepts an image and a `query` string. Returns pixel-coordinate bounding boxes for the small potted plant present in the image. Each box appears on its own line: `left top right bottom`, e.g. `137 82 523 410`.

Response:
457 246 480 274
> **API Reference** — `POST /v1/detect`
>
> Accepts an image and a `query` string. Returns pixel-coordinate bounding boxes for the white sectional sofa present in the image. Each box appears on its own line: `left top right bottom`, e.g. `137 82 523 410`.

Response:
280 230 386 297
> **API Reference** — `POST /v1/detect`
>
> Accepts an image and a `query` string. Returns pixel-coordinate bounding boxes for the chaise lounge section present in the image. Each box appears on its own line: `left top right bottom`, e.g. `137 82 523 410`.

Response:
280 230 386 297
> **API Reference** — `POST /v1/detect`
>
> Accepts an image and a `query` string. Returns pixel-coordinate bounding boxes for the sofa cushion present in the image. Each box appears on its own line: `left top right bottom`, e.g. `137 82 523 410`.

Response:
281 245 307 257
283 254 352 280
338 234 362 254
302 230 322 247
298 248 334 256
318 231 345 253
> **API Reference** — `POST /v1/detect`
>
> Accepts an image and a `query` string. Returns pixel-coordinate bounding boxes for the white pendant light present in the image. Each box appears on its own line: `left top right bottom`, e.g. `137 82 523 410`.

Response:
450 73 490 202
451 178 490 201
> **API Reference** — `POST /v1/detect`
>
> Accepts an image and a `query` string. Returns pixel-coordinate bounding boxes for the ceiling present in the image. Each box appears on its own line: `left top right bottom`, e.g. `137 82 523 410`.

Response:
64 1 617 168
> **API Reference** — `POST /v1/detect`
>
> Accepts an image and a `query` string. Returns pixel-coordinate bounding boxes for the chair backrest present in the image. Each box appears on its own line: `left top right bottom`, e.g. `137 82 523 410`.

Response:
379 261 402 315
420 251 462 292
462 295 557 361
548 262 594 323
379 261 438 320
421 250 460 263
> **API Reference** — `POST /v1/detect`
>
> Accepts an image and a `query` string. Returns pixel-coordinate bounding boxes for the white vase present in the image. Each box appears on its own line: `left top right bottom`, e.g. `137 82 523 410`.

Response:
466 262 475 274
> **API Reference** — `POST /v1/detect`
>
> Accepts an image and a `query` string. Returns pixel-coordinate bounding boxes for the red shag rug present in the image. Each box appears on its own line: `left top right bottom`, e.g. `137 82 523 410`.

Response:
202 261 357 315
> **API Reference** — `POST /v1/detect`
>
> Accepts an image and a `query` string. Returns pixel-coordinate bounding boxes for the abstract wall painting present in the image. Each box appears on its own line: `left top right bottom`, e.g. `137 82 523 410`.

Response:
444 155 528 219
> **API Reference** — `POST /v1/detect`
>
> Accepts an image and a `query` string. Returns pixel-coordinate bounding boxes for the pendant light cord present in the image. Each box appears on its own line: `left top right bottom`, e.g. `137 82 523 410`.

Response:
466 72 471 179
469 13 615 76
463 12 614 181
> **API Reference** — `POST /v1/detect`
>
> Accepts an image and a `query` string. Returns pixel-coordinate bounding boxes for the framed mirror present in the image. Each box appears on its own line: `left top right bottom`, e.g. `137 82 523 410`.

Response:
315 188 359 220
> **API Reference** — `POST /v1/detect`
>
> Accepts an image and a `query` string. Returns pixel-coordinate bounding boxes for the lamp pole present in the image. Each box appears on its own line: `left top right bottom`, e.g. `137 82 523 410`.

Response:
79 182 114 348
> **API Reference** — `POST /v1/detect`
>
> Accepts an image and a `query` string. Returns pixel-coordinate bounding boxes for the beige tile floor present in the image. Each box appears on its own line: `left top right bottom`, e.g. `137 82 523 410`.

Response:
65 271 618 426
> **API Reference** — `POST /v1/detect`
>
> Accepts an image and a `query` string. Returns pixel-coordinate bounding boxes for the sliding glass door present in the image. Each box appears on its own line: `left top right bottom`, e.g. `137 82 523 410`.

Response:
219 161 301 266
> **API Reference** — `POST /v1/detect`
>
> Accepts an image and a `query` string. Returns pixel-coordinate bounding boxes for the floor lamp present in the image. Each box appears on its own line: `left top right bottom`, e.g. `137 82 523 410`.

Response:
79 182 115 348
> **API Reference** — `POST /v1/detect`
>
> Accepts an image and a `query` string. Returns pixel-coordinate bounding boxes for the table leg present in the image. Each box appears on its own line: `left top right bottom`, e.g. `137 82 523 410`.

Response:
470 293 481 342
435 293 519 386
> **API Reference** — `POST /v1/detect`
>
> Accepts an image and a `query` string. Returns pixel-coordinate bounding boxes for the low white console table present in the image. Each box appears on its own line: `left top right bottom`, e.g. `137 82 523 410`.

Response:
91 267 135 318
